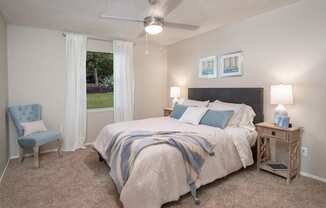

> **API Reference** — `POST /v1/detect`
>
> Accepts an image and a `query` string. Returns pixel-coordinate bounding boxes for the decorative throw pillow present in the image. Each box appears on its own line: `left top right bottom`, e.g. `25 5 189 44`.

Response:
20 120 48 136
200 110 234 129
181 99 209 107
208 101 243 127
170 104 188 119
179 107 208 125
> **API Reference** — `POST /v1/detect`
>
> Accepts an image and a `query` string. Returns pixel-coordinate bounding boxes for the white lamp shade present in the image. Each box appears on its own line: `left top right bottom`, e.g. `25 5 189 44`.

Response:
170 86 181 98
271 84 293 105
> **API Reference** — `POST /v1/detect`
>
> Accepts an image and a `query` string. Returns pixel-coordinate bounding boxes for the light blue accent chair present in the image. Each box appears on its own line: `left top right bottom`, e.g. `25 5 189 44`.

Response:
8 104 62 168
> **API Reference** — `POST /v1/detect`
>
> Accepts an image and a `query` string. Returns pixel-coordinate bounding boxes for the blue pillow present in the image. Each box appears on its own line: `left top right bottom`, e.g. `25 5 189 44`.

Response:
170 104 188 119
200 110 234 129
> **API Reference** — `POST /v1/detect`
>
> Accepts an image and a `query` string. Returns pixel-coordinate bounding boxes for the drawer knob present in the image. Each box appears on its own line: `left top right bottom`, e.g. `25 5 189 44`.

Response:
272 131 276 136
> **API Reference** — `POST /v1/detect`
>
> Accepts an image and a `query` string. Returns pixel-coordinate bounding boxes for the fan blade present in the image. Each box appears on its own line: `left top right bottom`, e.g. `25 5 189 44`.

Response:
149 0 183 17
165 22 199 31
148 0 159 5
100 15 144 23
161 0 183 16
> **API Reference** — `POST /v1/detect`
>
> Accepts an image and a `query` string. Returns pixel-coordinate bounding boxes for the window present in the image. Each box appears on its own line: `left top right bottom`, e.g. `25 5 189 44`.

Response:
86 51 113 109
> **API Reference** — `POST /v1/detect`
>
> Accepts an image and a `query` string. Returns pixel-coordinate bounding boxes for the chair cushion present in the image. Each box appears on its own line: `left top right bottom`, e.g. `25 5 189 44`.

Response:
18 130 61 147
20 120 48 136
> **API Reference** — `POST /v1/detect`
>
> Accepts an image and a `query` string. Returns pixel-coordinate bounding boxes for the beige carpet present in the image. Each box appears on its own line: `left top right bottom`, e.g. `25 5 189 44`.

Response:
0 148 325 208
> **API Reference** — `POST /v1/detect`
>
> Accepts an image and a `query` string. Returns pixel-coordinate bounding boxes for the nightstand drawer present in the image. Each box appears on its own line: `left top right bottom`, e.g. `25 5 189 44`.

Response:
260 127 287 140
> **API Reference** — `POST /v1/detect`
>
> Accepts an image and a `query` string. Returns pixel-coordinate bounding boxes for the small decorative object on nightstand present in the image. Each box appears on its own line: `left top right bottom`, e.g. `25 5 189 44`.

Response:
256 122 301 184
170 86 181 107
163 107 173 117
271 84 293 126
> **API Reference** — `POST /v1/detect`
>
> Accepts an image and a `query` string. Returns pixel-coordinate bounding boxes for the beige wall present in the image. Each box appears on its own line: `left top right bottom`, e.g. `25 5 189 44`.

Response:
86 110 114 143
0 13 8 177
7 25 167 155
167 0 326 178
134 42 168 119
7 25 66 157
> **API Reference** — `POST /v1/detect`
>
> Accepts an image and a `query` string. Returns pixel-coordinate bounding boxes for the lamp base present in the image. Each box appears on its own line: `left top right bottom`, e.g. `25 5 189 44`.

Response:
172 97 178 108
273 104 288 125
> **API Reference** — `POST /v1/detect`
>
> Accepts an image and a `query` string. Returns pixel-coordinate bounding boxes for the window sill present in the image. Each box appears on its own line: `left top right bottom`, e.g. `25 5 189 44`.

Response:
87 108 114 113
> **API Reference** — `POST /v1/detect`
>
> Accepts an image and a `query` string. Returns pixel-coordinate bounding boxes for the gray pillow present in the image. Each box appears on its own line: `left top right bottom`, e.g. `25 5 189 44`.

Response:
170 104 188 119
200 110 234 129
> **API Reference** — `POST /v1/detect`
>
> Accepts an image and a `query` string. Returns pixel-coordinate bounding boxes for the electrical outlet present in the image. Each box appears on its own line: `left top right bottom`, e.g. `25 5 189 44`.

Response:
301 146 308 157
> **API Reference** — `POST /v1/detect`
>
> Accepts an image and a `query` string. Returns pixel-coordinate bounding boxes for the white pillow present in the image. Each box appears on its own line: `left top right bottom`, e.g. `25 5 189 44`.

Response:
238 105 256 130
209 100 256 128
181 99 209 107
179 107 208 125
20 120 48 136
210 100 243 113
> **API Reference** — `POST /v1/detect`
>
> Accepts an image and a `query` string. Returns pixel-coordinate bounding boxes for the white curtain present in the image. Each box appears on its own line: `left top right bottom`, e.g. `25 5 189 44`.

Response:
113 40 135 122
63 33 87 151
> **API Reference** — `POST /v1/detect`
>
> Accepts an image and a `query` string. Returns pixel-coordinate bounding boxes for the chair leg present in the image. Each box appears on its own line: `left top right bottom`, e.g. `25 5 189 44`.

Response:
33 145 40 168
57 139 62 158
18 146 24 163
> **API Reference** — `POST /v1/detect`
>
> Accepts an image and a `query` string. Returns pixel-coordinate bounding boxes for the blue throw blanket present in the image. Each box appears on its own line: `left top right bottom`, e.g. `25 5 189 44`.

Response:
105 131 215 204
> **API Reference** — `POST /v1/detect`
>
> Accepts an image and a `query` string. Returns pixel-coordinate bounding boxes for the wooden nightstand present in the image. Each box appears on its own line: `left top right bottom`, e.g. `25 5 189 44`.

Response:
163 107 173 116
256 122 301 184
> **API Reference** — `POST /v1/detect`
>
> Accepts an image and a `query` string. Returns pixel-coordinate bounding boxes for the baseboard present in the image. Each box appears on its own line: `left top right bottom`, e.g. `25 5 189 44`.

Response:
0 159 10 184
10 148 58 160
300 171 326 183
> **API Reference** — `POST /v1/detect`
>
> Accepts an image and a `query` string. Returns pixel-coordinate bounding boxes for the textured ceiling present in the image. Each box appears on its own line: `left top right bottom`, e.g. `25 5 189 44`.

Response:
0 0 300 45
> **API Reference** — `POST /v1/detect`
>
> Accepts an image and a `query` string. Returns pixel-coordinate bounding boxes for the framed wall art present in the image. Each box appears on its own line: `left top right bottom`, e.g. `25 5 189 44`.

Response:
220 51 243 78
199 56 217 78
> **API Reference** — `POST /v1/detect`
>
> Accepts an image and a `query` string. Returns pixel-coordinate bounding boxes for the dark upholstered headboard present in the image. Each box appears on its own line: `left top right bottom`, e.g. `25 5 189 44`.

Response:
188 88 264 123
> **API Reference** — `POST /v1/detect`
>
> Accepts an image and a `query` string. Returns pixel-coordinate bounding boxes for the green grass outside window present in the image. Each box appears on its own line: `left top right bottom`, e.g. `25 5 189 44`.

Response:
87 92 113 109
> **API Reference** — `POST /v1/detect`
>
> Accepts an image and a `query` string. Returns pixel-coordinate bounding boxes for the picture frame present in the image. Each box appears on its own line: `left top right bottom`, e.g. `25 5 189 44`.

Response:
198 56 217 78
219 51 243 78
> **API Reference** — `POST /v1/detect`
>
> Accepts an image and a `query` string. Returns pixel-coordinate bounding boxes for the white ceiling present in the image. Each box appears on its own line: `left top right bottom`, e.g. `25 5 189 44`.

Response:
0 0 300 45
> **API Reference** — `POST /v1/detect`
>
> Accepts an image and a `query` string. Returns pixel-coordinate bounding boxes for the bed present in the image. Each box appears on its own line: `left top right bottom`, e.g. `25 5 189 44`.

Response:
93 88 264 208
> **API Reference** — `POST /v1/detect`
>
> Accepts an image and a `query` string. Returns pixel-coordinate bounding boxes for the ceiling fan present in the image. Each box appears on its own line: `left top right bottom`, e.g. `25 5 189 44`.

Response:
100 0 200 36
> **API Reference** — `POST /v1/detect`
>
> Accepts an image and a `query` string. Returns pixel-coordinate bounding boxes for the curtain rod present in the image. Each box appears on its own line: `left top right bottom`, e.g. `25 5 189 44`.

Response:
62 32 112 43
62 32 136 45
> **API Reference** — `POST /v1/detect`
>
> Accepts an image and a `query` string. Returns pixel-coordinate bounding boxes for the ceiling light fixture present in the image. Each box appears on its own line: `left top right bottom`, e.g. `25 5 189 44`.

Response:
144 16 163 35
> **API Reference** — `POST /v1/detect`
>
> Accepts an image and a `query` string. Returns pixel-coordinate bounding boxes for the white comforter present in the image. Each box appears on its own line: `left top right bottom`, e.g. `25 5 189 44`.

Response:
94 117 257 208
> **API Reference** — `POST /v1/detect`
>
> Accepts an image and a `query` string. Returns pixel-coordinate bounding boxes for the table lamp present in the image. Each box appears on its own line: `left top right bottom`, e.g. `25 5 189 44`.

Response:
170 86 181 107
271 84 293 126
